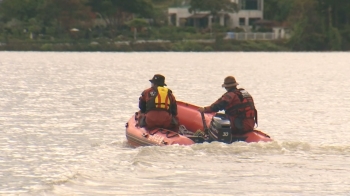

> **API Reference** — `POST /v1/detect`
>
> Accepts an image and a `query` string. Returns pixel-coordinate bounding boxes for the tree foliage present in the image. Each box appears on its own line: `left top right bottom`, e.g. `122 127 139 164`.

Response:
284 0 350 50
86 0 153 29
286 0 326 50
41 0 94 30
0 0 157 39
1 0 350 50
264 0 293 22
0 0 41 21
126 18 149 28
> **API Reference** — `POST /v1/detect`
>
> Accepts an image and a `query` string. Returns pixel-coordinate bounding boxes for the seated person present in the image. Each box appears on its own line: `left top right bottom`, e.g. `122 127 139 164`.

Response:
138 74 178 130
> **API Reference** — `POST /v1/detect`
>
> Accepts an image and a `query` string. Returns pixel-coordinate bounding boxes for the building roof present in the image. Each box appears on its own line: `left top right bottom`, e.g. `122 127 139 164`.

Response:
254 19 274 25
187 14 210 19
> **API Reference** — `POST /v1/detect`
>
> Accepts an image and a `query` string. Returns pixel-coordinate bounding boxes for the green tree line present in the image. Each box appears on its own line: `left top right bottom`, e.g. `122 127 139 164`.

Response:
264 0 350 50
0 0 349 50
0 0 165 41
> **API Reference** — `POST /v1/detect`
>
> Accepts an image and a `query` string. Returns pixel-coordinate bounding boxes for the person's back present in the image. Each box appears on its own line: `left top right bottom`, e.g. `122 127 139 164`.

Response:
198 76 257 134
222 87 256 134
138 74 178 130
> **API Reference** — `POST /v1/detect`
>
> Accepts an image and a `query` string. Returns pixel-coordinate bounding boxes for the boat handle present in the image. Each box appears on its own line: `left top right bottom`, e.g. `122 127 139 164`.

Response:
142 133 149 138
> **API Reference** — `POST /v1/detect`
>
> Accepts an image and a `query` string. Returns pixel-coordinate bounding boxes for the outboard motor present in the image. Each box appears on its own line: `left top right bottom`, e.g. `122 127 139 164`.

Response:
208 113 232 144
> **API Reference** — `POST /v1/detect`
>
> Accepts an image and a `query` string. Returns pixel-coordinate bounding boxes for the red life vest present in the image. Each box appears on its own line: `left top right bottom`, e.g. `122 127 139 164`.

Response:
225 88 258 125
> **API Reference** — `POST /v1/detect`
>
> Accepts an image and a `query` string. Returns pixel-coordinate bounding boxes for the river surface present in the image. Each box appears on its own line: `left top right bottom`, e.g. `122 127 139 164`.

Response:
0 52 350 196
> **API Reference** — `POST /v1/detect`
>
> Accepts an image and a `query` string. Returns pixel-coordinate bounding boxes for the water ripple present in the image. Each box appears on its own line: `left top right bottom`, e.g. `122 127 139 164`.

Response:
1 52 350 195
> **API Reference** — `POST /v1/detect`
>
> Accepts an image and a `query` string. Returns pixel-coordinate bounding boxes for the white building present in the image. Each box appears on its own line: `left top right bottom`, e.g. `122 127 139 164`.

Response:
168 0 264 31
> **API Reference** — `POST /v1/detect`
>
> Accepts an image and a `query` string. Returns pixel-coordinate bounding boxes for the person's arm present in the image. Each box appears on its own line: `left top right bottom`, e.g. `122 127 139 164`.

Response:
169 91 177 116
139 91 146 113
199 93 231 113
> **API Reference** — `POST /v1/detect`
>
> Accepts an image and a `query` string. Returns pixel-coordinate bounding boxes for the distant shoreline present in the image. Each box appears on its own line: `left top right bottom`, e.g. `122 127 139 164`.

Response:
0 39 293 52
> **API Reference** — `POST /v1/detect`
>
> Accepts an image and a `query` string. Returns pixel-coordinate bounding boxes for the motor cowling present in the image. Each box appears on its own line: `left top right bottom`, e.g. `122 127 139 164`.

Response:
208 113 232 144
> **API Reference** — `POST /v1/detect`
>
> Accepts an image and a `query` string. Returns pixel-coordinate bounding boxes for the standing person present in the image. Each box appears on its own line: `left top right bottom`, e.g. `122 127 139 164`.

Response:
198 76 257 135
138 74 178 130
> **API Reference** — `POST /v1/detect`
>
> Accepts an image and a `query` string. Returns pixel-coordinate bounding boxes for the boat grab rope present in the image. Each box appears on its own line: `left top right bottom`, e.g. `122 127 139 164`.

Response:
178 125 193 135
179 125 205 137
149 128 179 138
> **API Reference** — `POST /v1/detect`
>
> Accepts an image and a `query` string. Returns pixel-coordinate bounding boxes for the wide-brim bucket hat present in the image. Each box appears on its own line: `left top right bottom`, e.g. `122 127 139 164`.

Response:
222 76 239 87
149 74 167 86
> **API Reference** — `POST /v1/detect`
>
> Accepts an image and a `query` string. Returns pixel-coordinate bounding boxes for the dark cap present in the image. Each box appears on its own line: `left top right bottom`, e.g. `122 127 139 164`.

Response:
221 76 239 87
149 74 167 86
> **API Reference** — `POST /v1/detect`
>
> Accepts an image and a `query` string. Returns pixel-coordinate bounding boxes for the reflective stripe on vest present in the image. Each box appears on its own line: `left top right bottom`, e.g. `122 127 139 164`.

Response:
225 89 257 124
155 86 170 110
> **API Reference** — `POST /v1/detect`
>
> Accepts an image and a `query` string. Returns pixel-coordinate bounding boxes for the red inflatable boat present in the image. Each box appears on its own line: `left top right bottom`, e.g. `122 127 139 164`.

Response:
125 101 272 147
